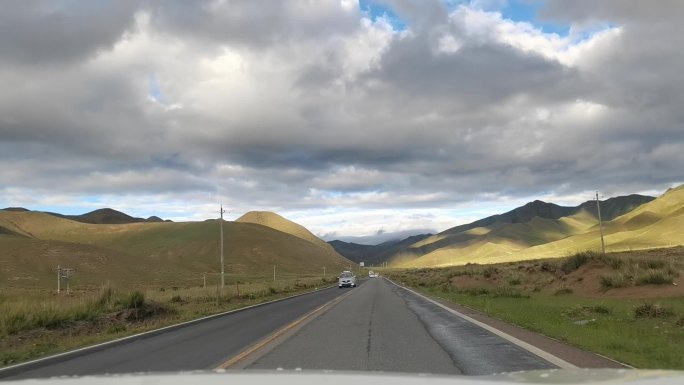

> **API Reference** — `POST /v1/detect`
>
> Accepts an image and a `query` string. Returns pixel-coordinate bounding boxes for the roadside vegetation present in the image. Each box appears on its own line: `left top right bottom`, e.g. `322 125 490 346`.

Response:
387 246 684 369
0 275 336 366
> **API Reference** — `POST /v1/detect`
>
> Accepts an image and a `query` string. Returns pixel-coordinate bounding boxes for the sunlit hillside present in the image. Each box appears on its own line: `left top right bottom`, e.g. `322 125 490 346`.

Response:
0 211 351 289
392 191 673 267
236 211 331 250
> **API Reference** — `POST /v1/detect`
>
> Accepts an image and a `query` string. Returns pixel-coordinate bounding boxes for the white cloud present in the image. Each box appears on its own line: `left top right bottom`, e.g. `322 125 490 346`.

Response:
1 0 683 241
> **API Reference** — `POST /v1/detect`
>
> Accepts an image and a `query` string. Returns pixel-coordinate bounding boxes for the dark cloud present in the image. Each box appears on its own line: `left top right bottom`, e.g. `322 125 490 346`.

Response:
146 0 361 48
0 0 139 65
1 0 683 235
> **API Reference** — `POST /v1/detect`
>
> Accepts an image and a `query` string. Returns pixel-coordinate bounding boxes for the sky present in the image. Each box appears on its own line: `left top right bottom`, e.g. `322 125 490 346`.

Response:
1 1 683 245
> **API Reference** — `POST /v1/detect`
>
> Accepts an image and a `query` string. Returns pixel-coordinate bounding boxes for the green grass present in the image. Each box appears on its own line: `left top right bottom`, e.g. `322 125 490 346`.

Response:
419 286 684 369
388 248 684 369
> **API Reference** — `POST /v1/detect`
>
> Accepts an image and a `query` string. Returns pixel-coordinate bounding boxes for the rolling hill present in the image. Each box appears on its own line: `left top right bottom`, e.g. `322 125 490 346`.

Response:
392 187 684 267
44 208 167 224
236 211 330 249
0 210 351 289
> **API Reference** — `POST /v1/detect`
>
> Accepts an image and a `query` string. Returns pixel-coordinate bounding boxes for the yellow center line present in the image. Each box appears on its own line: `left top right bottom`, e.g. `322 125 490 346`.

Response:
215 288 355 370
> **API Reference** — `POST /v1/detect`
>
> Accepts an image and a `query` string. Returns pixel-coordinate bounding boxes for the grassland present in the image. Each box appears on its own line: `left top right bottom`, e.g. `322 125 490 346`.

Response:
0 209 354 366
0 210 351 289
1 275 337 367
387 247 684 369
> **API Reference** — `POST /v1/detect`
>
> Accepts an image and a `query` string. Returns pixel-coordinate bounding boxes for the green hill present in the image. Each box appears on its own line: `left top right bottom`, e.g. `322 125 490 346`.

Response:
392 193 657 267
0 211 351 289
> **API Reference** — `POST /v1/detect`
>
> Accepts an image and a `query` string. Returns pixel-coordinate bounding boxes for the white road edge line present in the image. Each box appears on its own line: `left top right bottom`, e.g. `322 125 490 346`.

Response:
385 278 577 370
0 284 336 374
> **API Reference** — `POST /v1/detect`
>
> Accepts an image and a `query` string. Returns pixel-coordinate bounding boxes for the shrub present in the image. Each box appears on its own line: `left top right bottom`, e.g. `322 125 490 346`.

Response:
563 305 611 318
459 288 490 296
634 303 674 319
107 324 127 334
676 316 684 327
119 291 145 309
170 295 183 303
483 266 498 278
492 287 529 299
3 313 28 335
97 286 115 307
508 277 522 286
588 305 611 315
600 273 630 289
596 254 624 269
560 251 595 273
540 261 556 272
554 287 573 296
644 260 666 269
268 287 278 295
636 270 674 286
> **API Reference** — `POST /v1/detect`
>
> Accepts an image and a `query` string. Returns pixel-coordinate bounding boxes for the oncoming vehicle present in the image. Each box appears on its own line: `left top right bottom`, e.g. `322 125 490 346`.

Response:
368 271 378 278
338 271 356 288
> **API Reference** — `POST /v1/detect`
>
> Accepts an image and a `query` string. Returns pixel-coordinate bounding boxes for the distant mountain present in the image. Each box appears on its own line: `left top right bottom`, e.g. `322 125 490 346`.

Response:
329 233 433 266
1 207 30 212
504 184 684 262
392 193 656 267
328 240 375 264
41 208 168 224
442 195 654 236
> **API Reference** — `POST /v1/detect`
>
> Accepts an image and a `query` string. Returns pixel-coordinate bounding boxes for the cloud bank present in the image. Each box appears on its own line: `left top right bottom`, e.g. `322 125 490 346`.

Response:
1 0 682 239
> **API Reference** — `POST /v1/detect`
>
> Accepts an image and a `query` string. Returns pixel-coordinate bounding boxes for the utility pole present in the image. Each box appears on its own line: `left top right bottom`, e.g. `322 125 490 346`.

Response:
220 205 225 288
596 191 606 255
323 266 326 279
57 265 61 293
203 272 206 288
273 265 276 282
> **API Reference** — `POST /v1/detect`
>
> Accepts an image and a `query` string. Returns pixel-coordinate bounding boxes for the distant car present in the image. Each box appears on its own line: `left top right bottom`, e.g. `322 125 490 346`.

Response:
338 271 356 288
368 271 378 278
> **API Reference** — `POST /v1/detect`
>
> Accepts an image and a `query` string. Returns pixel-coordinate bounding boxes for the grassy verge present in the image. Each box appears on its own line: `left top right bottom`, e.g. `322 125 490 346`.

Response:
0 275 335 367
387 249 684 369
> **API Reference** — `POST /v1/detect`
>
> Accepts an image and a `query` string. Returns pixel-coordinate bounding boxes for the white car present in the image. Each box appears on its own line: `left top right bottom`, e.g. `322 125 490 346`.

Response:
338 271 356 288
368 271 378 278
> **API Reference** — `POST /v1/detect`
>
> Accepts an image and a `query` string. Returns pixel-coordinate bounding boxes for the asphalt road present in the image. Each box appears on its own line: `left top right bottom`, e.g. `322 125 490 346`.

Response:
248 278 555 374
0 286 349 381
2 277 558 380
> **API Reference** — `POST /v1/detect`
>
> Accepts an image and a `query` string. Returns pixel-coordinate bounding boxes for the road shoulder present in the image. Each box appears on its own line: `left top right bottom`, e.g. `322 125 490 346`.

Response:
395 281 629 369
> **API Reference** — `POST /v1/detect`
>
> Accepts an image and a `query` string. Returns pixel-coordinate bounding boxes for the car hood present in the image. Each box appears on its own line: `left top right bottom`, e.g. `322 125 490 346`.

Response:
5 369 684 385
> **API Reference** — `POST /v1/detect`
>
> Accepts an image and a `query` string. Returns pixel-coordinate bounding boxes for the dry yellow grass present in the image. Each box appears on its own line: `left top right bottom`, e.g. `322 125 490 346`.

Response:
236 211 332 250
0 211 352 289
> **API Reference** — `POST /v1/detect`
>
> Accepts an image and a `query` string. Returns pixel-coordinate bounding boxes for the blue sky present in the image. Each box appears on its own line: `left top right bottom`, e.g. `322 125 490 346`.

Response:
361 0 570 35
